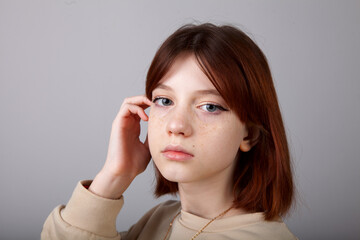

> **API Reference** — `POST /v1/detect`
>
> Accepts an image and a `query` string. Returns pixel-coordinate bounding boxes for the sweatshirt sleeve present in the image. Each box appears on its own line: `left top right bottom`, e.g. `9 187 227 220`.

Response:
41 180 124 240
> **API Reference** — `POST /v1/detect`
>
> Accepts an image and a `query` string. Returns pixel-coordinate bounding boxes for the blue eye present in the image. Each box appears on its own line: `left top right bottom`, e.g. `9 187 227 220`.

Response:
153 97 173 106
200 104 227 113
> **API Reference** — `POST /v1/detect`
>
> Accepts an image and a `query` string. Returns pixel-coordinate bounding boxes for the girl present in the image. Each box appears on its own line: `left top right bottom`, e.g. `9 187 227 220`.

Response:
42 23 297 240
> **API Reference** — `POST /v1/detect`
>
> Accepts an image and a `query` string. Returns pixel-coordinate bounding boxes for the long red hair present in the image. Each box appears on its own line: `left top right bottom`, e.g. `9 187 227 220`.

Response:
145 23 294 221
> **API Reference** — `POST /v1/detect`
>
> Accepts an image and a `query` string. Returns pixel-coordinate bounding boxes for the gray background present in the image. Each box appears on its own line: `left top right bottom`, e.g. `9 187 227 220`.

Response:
0 0 359 239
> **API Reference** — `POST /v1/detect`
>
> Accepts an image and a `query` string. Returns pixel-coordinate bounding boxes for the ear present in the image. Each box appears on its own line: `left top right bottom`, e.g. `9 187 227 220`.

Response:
239 125 260 152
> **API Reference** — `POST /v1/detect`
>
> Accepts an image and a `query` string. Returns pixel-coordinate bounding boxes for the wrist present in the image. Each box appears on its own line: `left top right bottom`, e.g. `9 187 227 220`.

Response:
88 170 134 199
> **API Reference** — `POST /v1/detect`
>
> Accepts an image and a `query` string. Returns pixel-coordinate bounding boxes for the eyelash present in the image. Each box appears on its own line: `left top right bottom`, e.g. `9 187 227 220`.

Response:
152 97 173 106
152 97 228 113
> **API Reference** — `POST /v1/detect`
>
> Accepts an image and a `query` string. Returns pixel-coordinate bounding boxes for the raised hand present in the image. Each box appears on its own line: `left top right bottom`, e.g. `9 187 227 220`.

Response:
89 95 152 199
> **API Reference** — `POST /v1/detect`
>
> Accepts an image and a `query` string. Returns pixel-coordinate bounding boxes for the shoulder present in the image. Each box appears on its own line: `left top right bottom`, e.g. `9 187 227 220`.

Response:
129 200 180 224
120 200 180 239
145 200 181 219
154 200 180 210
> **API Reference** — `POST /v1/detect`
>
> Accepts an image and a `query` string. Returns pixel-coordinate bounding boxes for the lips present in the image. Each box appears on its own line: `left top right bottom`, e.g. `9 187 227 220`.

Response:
161 145 194 161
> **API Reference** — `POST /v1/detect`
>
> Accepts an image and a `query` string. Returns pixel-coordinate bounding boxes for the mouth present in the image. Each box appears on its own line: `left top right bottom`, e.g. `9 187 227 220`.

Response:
161 145 194 161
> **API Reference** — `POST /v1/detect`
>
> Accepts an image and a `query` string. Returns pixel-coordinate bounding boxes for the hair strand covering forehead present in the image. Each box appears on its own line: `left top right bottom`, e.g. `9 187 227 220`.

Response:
146 23 294 221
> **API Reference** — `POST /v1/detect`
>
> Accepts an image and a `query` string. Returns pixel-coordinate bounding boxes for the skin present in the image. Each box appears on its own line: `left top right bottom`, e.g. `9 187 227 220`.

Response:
89 53 253 219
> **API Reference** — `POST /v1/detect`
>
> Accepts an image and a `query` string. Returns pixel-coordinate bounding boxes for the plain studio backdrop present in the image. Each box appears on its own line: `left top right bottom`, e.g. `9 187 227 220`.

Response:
0 1 359 239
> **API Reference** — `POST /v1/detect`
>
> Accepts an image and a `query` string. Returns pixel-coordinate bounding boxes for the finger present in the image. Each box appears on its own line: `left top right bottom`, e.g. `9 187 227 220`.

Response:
112 104 146 126
125 104 149 121
123 95 152 108
113 96 152 125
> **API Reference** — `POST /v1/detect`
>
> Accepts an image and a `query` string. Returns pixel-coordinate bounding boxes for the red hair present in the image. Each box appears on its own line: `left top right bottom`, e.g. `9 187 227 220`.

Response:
145 23 294 220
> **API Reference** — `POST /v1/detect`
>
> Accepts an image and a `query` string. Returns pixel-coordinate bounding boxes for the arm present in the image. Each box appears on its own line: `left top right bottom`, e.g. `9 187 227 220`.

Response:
89 95 153 199
41 96 153 240
41 181 123 240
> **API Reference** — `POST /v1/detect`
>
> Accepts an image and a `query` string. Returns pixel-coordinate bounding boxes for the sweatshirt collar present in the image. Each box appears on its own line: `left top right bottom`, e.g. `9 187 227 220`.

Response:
178 210 265 232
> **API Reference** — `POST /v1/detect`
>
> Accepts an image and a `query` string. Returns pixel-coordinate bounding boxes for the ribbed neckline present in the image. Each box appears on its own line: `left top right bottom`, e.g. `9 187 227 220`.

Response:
178 209 265 233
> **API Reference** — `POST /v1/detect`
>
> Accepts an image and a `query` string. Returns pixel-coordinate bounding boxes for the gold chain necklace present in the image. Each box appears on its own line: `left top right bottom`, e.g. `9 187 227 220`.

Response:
162 206 233 240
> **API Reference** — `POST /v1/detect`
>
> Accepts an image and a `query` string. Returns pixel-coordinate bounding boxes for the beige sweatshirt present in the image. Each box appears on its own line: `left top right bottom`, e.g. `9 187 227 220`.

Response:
41 180 297 240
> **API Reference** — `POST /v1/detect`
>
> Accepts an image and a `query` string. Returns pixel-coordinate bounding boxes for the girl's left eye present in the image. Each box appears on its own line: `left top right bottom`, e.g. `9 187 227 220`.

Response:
199 104 227 113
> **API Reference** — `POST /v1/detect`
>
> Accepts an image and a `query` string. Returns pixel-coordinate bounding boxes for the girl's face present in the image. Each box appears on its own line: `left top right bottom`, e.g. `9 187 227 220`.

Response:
148 54 250 184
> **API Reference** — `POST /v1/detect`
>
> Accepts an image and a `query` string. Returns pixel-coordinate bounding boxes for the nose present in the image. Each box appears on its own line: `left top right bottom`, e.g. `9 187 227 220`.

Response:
166 110 193 137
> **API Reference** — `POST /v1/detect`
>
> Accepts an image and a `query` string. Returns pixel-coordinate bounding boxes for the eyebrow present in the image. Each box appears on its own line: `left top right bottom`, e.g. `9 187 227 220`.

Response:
155 84 222 97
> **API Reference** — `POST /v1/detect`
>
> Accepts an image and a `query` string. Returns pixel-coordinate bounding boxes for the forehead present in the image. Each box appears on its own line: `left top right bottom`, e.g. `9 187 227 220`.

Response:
154 54 218 93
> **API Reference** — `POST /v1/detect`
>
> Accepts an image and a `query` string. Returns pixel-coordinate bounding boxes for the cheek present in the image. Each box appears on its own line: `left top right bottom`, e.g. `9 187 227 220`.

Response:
194 112 225 143
196 111 222 124
148 108 165 132
197 118 244 156
195 121 217 149
148 107 165 151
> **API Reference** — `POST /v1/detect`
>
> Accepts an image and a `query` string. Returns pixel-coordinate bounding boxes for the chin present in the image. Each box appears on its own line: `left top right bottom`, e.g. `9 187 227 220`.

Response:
157 167 187 183
160 171 181 182
154 157 196 183
160 171 197 184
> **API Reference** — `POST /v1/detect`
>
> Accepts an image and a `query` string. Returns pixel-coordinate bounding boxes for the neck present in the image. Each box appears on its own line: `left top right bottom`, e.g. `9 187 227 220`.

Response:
178 169 242 219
